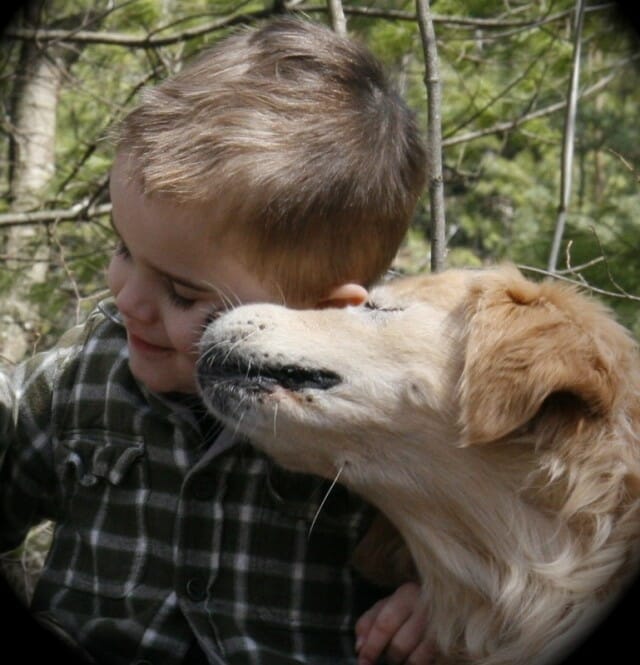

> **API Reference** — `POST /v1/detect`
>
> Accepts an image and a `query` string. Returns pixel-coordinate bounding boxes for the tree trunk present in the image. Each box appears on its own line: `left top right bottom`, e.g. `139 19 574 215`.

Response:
547 0 585 273
1 5 62 363
416 0 447 273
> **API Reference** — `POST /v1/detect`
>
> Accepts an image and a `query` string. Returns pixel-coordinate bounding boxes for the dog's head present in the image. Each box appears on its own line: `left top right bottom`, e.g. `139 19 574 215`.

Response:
196 268 469 480
198 265 638 485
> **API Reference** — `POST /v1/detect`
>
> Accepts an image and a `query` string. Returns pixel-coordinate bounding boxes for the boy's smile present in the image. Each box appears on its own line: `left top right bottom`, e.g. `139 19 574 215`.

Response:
107 153 282 394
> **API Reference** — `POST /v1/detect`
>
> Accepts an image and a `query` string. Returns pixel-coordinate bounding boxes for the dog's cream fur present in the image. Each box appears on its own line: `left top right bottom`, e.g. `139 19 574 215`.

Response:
197 266 640 664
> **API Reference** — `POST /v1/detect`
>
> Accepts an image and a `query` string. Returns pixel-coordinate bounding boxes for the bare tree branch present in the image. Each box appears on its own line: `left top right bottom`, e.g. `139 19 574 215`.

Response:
441 57 640 148
300 2 613 28
0 202 111 228
416 0 446 273
547 0 586 273
3 4 617 48
518 264 640 303
4 7 276 48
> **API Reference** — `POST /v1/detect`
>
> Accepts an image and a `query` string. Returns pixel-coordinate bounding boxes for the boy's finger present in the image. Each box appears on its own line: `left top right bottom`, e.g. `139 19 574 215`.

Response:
383 602 429 663
354 598 383 649
356 597 412 664
406 639 439 665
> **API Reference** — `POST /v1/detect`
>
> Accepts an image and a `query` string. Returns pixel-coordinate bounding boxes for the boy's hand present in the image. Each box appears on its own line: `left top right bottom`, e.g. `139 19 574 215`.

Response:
355 582 436 664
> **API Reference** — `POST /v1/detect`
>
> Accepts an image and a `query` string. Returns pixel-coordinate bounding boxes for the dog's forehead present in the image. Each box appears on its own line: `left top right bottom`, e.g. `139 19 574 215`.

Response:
372 270 476 310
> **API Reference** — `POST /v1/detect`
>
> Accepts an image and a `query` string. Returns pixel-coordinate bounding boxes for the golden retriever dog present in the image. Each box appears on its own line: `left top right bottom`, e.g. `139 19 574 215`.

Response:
196 265 640 665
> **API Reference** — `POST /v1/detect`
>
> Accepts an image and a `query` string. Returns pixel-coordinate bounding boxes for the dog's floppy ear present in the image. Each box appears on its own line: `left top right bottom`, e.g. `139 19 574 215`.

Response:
460 268 623 446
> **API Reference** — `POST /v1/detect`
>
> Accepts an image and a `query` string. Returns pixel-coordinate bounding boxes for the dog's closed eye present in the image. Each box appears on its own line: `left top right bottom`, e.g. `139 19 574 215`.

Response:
364 301 403 313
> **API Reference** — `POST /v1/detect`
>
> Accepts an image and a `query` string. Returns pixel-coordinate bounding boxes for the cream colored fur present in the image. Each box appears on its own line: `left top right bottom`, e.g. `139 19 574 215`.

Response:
197 265 640 664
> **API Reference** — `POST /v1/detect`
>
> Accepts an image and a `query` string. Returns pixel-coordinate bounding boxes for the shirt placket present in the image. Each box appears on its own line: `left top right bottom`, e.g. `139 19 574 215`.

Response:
175 428 240 664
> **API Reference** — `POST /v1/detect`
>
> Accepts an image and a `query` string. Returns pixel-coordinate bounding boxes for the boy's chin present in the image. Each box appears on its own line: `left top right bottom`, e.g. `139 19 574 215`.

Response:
129 358 198 395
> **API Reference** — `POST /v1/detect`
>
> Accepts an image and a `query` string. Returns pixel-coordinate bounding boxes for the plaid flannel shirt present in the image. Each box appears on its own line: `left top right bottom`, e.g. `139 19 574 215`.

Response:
0 301 383 665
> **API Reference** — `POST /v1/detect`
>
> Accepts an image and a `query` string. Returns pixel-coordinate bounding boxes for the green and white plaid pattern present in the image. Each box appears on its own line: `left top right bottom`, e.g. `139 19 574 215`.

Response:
0 302 382 665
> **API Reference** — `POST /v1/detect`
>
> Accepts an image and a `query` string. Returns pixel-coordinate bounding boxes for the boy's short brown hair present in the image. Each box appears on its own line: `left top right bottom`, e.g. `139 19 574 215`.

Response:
117 17 426 303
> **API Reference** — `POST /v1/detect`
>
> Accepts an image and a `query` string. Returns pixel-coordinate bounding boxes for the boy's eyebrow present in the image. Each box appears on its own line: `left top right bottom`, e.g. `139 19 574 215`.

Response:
109 214 215 293
164 272 215 293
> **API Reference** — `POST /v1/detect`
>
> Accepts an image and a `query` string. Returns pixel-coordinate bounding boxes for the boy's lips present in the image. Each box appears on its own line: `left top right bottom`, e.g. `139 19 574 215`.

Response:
128 331 173 354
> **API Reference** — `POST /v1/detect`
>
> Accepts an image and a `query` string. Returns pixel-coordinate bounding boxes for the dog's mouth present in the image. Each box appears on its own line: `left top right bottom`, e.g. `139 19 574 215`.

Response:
197 353 342 394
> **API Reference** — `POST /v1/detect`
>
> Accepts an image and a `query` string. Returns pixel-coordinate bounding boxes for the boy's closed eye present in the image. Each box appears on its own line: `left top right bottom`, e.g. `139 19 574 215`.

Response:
114 239 131 259
166 286 198 310
165 276 226 312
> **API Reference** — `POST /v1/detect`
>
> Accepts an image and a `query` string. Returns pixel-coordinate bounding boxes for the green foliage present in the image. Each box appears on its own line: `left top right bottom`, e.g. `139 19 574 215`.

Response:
1 0 640 349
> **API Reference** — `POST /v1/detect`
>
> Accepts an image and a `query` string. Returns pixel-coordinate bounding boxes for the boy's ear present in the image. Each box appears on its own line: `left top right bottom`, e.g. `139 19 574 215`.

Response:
316 283 368 309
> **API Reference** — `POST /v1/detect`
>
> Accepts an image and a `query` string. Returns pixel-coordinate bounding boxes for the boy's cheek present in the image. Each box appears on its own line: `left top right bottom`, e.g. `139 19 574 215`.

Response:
172 316 209 355
106 258 121 296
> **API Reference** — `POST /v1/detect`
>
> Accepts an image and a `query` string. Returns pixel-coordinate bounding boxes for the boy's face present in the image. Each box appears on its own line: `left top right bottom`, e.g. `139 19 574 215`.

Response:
107 154 283 394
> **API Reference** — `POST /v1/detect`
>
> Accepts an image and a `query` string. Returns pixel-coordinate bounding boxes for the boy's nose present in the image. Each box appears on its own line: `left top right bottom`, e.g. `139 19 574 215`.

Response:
115 276 157 325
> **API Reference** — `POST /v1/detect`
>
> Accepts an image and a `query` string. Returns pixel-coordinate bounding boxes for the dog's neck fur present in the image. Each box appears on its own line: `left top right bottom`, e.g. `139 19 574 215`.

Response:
348 424 640 665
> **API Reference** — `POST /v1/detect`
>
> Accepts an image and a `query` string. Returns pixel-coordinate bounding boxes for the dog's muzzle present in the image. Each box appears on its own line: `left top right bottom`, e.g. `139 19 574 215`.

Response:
197 353 342 394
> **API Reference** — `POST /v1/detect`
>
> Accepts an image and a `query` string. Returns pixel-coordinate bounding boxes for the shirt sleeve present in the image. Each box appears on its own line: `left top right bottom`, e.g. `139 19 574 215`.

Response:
0 334 80 553
0 369 12 446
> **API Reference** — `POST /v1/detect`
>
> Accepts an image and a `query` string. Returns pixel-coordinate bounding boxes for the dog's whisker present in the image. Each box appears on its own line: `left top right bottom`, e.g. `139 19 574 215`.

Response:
231 406 248 440
192 281 243 317
218 283 242 310
308 463 345 541
272 402 278 439
199 342 225 366
273 281 288 307
201 281 237 311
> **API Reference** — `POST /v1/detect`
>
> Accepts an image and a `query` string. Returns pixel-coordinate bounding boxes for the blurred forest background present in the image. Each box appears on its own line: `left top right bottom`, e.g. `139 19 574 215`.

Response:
0 0 639 597
1 0 639 363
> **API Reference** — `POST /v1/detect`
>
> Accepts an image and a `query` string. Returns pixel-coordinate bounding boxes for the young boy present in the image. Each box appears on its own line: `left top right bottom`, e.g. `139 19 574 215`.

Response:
0 18 431 665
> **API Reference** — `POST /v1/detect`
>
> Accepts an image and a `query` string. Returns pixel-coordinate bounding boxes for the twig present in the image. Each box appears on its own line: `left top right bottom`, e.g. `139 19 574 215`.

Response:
0 202 111 228
556 254 605 275
607 148 639 180
587 226 637 299
518 264 640 302
442 60 637 148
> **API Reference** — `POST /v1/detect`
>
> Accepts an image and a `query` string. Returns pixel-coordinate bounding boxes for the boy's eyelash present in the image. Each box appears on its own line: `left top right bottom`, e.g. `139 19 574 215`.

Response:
114 239 131 258
167 286 197 310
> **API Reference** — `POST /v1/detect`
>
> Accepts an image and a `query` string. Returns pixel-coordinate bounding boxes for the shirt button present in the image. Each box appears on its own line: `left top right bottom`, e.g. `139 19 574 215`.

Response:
186 576 207 602
191 475 214 500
